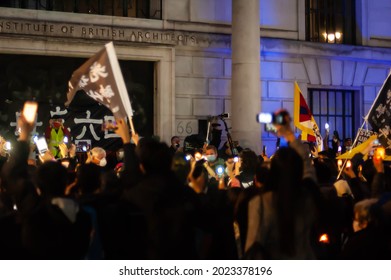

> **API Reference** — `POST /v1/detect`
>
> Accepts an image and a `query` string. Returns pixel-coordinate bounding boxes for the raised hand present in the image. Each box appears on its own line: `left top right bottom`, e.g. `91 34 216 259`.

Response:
114 118 131 144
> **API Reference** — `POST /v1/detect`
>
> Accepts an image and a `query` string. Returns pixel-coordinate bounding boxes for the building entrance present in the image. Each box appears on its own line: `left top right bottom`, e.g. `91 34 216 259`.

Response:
0 54 154 151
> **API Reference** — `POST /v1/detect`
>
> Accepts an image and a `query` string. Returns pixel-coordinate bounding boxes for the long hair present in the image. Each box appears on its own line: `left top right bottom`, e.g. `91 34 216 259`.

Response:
35 161 68 198
239 148 260 175
267 147 304 256
135 137 173 174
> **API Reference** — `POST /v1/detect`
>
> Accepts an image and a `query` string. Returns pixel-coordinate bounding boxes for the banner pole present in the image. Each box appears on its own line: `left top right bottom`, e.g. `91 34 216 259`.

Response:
128 117 136 134
364 70 391 122
336 120 367 180
205 120 211 144
337 70 391 180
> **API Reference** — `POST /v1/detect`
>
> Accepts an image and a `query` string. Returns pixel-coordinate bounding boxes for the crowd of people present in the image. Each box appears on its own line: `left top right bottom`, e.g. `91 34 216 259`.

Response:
0 108 390 260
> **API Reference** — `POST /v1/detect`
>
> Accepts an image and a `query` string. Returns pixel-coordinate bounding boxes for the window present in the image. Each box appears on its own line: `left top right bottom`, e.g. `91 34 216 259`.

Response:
0 0 162 19
305 0 356 44
309 88 358 144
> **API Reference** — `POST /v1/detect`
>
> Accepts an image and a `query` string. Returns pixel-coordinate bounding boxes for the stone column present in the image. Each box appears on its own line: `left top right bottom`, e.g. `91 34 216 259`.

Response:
231 0 261 153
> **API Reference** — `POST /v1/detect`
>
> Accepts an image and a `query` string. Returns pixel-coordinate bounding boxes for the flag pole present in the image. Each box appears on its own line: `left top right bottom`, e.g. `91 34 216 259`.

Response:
105 42 137 135
364 70 391 122
336 70 391 180
336 119 367 180
128 117 136 134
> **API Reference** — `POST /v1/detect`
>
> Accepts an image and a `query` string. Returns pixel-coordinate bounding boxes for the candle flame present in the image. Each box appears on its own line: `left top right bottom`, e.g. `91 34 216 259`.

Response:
319 233 330 243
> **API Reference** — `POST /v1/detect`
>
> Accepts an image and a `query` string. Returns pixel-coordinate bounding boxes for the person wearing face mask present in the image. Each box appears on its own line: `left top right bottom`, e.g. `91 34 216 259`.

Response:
169 136 181 156
45 118 71 159
86 147 107 167
203 145 225 180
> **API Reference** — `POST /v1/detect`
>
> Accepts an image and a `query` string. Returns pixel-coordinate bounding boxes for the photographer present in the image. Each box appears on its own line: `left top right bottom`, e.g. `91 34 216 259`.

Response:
245 109 320 259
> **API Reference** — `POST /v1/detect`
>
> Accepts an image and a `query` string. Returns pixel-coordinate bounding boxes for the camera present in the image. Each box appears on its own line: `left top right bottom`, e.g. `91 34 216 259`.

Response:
77 144 90 152
256 110 289 125
75 140 91 152
257 113 272 124
257 110 289 133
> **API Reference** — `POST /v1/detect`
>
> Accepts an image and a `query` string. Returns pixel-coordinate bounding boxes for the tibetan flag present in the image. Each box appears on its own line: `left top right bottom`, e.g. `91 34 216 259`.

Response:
366 71 391 155
65 42 133 120
294 82 323 150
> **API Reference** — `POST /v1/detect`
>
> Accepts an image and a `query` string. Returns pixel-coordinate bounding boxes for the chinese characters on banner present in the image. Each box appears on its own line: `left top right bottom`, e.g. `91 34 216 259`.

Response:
8 102 120 150
65 42 133 120
367 71 391 155
0 50 152 151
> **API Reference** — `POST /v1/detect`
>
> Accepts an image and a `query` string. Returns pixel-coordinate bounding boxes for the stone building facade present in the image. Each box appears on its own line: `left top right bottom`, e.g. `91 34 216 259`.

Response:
0 0 390 154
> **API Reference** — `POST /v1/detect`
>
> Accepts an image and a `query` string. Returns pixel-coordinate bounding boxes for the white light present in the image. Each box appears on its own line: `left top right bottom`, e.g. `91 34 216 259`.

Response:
5 141 11 150
322 32 328 40
335 32 342 40
325 123 329 130
216 166 224 175
257 113 272 123
327 33 335 42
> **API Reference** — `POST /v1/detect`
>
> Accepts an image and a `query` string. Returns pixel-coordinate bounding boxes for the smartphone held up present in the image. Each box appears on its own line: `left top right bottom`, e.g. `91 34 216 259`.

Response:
22 101 38 124
15 101 38 136
35 137 48 155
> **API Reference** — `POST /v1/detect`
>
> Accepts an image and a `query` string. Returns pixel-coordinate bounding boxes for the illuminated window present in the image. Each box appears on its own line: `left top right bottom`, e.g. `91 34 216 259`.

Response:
305 0 356 44
309 88 359 143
